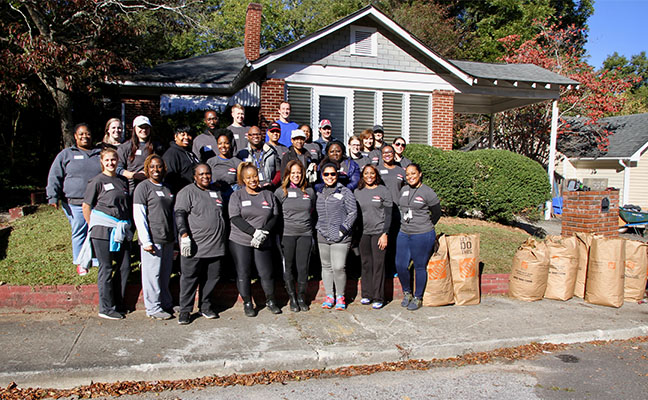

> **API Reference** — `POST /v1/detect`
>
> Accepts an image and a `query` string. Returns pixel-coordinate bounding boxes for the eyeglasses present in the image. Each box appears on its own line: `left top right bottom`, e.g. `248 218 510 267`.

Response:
393 143 405 147
322 172 337 177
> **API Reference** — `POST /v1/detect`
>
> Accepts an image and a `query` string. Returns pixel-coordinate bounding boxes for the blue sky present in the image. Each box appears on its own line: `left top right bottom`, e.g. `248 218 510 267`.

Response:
585 0 648 69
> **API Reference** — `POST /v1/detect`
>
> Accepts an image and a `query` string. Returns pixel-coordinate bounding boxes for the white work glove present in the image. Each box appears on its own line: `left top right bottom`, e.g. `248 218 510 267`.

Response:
180 236 193 257
306 163 318 183
253 229 268 243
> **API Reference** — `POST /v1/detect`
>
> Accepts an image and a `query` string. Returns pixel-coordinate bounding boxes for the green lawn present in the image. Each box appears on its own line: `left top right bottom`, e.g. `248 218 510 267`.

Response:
0 207 526 286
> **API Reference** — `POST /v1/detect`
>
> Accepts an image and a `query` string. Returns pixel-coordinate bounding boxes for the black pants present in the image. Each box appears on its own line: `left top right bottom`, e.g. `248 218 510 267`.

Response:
281 235 312 289
179 256 222 313
229 241 274 300
92 238 130 314
358 234 386 302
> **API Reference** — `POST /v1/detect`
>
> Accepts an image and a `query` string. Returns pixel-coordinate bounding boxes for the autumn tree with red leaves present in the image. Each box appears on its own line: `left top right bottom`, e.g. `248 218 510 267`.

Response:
473 19 635 165
0 0 199 148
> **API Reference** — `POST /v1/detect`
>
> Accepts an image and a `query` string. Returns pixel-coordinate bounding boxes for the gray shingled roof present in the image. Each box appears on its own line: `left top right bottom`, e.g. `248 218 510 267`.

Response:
449 60 579 85
123 47 250 84
564 113 648 158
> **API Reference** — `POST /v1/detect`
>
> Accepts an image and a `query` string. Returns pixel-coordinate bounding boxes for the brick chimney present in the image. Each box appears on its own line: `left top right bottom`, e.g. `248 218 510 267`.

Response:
244 3 262 61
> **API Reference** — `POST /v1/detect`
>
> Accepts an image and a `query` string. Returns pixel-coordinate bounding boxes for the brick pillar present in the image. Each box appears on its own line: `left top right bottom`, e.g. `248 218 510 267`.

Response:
431 89 454 150
258 78 285 129
562 190 620 237
122 97 162 139
244 3 262 61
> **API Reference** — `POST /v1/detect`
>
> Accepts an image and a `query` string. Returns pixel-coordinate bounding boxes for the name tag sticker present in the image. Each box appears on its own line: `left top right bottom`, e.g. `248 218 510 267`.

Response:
234 134 240 139
155 191 165 197
333 193 344 200
74 155 84 160
258 172 264 181
288 191 297 198
209 191 218 198
135 149 142 155
103 183 114 191
402 190 409 197
241 200 252 207
380 170 388 175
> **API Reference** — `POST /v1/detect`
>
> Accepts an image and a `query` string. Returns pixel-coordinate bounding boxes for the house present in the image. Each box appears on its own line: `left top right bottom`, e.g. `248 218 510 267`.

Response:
557 113 648 210
112 3 577 151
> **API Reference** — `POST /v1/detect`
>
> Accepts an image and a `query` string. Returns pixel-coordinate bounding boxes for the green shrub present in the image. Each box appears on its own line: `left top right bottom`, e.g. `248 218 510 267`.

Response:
405 145 550 222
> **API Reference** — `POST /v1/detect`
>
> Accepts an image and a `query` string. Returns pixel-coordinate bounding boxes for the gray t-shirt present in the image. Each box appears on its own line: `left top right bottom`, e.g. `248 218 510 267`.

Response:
207 155 242 186
133 179 175 244
83 173 131 240
174 183 226 258
192 133 218 163
304 143 322 163
228 189 278 247
397 184 440 235
117 140 151 192
360 149 381 165
274 187 316 236
378 164 406 203
227 124 249 151
354 185 393 235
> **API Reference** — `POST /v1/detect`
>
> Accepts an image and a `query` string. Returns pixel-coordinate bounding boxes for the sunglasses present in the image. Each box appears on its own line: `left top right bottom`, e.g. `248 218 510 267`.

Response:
393 143 405 147
322 172 337 177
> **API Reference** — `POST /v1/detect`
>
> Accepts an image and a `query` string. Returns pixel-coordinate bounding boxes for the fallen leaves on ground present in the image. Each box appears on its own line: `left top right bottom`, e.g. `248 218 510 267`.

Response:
2 337 647 399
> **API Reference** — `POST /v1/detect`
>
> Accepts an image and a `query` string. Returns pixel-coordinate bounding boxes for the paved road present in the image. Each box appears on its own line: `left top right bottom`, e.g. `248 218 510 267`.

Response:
61 339 648 399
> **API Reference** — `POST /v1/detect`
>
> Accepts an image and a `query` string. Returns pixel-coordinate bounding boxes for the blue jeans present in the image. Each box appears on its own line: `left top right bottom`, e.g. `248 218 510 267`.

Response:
395 229 436 299
61 202 88 264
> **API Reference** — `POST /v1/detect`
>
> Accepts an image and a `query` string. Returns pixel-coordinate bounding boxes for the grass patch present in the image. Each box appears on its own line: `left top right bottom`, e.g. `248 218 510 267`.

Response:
0 205 98 285
436 217 529 274
0 207 527 286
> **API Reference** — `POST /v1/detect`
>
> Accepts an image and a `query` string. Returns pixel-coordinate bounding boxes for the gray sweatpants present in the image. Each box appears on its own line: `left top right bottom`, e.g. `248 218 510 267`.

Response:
318 241 350 297
140 243 174 315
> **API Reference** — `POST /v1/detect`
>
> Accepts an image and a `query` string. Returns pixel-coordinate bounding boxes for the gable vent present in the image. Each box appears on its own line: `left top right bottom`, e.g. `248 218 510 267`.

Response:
350 26 376 57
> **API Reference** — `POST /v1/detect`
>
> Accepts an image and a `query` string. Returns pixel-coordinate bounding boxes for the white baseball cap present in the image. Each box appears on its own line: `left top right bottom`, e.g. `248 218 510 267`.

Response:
132 115 152 128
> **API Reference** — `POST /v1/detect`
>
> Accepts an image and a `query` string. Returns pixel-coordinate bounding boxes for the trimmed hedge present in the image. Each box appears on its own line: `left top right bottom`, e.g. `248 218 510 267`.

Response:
404 144 550 222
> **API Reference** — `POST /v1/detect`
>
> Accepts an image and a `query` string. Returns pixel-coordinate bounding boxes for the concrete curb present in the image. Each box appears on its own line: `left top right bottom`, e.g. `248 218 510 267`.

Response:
0 274 510 311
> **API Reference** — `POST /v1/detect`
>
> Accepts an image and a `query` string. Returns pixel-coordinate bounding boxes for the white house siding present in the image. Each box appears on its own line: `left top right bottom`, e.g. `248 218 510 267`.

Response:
558 157 627 204
628 149 648 209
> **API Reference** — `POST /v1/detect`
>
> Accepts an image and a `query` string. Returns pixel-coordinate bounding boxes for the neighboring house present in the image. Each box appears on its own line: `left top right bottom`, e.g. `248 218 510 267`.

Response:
556 113 648 210
112 3 577 150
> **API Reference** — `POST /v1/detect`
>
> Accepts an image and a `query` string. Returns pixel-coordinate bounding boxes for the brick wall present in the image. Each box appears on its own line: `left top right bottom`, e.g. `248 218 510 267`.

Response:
431 90 454 150
562 190 620 237
122 97 162 139
258 78 286 129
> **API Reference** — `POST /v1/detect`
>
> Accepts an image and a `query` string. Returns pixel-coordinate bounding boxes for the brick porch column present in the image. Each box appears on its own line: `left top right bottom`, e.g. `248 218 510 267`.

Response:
431 89 454 150
562 190 620 237
258 78 285 129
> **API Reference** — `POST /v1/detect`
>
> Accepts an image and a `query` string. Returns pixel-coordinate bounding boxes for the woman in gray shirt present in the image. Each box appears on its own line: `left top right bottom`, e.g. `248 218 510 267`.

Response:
229 162 281 317
395 164 442 311
354 164 393 309
275 160 316 312
316 163 357 311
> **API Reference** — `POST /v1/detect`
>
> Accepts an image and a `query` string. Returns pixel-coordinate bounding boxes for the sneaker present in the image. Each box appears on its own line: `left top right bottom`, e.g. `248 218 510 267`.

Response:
98 310 124 320
401 292 412 308
178 312 191 325
407 297 422 311
77 264 88 276
360 297 371 305
149 311 172 320
322 295 334 309
335 295 346 311
200 309 218 319
372 301 383 309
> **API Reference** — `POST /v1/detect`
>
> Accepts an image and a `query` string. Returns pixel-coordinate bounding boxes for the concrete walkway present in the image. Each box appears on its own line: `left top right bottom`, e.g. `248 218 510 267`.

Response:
1 295 647 390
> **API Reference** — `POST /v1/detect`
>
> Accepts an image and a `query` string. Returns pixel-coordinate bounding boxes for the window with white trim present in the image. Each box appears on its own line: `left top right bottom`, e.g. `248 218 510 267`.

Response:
350 26 377 57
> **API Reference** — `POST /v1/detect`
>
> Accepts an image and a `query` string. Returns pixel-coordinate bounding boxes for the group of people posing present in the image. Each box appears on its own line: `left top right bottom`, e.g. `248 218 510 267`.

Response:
46 101 441 325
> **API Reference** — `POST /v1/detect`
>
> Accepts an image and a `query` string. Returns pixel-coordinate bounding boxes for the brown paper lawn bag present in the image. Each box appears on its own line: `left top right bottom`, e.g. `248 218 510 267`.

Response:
509 238 549 302
423 234 454 307
544 235 579 301
624 240 648 302
584 237 625 308
447 234 480 305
